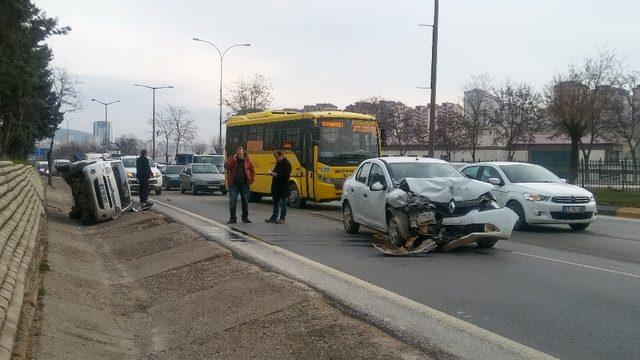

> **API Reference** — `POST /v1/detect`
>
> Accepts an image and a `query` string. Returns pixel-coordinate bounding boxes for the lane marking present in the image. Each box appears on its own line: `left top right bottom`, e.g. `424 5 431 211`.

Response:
512 251 640 279
153 199 556 359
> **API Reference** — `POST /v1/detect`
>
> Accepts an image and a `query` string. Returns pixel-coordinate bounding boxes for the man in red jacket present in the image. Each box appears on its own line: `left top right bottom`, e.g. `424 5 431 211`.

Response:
224 146 255 224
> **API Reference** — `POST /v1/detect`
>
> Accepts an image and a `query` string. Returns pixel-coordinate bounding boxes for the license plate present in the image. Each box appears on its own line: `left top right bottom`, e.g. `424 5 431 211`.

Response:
563 206 585 213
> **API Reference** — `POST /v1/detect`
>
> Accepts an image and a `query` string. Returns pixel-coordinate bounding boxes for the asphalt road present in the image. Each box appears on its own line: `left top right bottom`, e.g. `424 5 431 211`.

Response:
151 191 640 360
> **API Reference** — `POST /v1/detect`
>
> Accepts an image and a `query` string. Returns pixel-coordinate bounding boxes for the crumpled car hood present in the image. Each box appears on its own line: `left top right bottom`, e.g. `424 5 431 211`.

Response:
388 177 493 205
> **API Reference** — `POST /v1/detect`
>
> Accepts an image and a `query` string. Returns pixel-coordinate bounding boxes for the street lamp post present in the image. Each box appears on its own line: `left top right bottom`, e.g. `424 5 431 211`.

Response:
420 0 439 158
91 98 120 152
193 38 250 153
134 84 173 161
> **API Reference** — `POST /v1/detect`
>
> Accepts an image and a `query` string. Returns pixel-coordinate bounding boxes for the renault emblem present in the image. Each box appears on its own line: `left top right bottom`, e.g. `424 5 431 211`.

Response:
448 200 456 214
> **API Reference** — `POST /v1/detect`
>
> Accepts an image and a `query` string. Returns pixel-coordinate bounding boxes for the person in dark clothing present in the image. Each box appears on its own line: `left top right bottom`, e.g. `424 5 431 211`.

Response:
224 146 255 224
265 150 292 224
136 149 152 205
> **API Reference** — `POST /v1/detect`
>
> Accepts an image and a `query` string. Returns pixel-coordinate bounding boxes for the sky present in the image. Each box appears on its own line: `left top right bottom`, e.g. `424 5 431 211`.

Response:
35 0 640 142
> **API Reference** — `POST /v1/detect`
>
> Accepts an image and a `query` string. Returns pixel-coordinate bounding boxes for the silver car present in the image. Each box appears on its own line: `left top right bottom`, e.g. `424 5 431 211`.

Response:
179 163 226 195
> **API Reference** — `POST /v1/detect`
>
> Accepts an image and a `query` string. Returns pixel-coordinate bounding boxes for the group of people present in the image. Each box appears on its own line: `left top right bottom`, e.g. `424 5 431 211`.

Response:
134 146 292 223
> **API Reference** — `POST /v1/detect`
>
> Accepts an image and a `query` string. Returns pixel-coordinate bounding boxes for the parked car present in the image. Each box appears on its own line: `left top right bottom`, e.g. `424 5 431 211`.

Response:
59 159 132 225
179 163 226 195
121 155 163 195
341 157 518 255
162 165 184 190
36 161 49 175
175 152 194 166
192 154 225 172
460 162 596 230
52 159 71 176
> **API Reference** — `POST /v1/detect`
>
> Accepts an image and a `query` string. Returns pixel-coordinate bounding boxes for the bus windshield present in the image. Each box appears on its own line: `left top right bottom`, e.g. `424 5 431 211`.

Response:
319 119 378 166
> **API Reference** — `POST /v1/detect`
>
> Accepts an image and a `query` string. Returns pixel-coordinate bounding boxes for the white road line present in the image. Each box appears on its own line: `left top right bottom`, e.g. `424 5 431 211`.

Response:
512 251 640 279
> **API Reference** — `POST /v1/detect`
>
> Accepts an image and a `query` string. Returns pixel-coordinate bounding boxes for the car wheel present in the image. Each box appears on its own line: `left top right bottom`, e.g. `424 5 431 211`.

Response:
155 189 162 195
191 184 197 195
342 202 360 234
477 238 499 248
180 184 185 194
569 223 590 231
507 201 527 230
249 192 262 202
386 215 405 248
287 182 306 208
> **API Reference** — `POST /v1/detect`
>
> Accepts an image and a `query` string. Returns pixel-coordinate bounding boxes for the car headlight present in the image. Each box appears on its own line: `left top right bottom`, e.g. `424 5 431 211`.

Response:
523 193 549 201
127 172 135 178
589 195 595 202
318 174 333 184
152 170 161 177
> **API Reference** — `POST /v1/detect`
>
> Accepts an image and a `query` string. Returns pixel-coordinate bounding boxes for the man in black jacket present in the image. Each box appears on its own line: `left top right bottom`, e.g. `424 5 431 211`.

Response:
265 150 292 224
136 149 152 205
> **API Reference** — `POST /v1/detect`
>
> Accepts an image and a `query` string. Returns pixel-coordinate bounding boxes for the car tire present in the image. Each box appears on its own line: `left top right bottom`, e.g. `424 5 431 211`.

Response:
191 184 197 195
569 223 590 231
342 202 360 234
249 192 263 202
507 201 527 230
477 238 499 248
155 189 162 195
287 182 306 208
180 184 185 194
386 215 405 248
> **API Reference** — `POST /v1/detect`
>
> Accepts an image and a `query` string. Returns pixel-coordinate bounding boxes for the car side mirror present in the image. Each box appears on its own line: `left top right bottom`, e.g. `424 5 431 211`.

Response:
370 182 385 191
488 177 502 186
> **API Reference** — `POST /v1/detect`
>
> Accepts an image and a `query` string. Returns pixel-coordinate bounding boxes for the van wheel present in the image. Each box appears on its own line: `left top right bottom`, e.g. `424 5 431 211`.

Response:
342 202 359 234
287 182 306 208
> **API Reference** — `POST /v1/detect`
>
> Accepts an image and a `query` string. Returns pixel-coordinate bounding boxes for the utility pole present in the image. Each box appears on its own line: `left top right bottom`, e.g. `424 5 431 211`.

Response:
135 84 173 161
420 0 439 158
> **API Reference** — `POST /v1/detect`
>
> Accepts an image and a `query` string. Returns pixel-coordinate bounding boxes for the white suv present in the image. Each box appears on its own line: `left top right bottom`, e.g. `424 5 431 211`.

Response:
121 156 163 195
460 162 596 231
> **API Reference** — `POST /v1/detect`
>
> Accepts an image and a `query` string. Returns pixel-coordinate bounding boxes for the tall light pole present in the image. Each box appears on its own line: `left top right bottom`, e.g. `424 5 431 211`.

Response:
134 84 173 161
193 38 250 153
91 98 120 152
420 0 439 158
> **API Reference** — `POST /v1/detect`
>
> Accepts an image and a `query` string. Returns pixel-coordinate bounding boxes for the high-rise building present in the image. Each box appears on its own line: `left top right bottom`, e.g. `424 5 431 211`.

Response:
93 121 113 147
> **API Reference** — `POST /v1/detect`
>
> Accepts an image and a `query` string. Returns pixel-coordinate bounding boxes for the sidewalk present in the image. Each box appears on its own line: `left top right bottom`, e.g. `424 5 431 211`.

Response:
27 180 428 359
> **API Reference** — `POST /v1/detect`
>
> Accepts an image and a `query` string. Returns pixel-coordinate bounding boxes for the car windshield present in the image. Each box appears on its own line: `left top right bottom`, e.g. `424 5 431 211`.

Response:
319 119 378 166
164 165 183 174
121 157 155 168
388 162 464 182
499 164 561 183
192 164 219 174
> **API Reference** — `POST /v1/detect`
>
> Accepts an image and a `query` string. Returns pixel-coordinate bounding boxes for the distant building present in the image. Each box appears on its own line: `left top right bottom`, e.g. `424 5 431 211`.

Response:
93 121 113 147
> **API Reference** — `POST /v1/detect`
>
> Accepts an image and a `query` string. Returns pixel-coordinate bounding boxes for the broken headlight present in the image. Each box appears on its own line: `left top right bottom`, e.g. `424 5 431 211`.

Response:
479 192 500 211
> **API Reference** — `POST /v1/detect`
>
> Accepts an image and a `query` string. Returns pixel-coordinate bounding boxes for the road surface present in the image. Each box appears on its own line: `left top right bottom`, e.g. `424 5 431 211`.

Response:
152 191 640 360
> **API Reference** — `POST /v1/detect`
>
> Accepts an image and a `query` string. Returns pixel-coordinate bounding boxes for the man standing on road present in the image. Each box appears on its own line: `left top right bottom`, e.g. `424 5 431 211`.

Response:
266 150 292 224
224 146 255 224
136 149 152 206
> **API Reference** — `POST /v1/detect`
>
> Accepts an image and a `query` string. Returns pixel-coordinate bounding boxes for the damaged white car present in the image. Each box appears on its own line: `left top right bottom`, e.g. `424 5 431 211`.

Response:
341 157 518 255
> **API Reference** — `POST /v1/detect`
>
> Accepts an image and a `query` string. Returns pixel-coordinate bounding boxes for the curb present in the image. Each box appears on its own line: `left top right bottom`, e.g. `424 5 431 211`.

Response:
597 205 640 219
152 199 556 360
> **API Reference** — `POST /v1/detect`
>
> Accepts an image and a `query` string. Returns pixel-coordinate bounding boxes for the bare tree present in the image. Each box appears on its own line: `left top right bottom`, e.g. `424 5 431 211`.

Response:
209 135 225 155
386 106 426 156
161 105 197 157
156 109 176 164
434 103 468 161
192 141 208 154
117 134 140 156
605 73 640 181
47 68 83 185
345 97 402 146
463 74 494 162
224 73 273 115
489 81 544 161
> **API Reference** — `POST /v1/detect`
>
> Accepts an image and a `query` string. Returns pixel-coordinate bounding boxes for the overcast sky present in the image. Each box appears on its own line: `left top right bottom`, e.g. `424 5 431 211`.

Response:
36 0 640 142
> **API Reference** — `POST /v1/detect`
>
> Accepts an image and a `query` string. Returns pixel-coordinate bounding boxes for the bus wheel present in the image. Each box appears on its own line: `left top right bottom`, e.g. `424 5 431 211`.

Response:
249 192 262 202
287 182 306 208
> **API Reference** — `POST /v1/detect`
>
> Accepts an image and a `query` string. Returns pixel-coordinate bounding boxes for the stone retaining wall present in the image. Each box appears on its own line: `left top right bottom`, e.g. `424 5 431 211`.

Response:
0 161 44 359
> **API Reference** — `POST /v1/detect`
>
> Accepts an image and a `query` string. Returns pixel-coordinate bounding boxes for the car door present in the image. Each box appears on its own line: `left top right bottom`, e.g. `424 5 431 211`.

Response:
360 162 389 229
478 165 509 206
348 162 372 223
